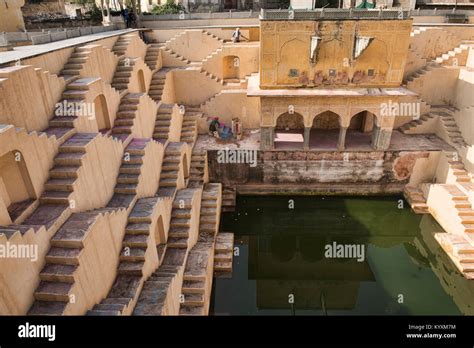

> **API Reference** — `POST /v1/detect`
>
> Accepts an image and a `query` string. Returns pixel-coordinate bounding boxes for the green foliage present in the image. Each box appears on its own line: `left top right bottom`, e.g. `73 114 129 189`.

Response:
85 4 103 21
151 0 186 14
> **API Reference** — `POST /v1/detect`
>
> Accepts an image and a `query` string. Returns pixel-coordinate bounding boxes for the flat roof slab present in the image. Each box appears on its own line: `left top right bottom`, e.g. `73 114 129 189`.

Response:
0 29 136 66
247 74 418 97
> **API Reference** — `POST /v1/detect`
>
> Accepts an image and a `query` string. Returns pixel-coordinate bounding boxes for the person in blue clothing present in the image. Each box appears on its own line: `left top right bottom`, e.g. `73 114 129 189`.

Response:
122 8 129 28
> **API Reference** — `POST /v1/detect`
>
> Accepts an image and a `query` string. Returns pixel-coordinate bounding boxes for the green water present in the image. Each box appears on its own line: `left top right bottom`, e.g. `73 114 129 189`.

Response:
210 195 470 315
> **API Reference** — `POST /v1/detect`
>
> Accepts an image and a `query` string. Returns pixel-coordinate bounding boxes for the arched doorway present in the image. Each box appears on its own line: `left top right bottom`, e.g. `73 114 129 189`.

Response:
223 55 240 83
346 111 376 149
310 111 341 150
274 112 305 150
137 69 146 93
0 151 36 222
154 215 165 245
93 94 111 132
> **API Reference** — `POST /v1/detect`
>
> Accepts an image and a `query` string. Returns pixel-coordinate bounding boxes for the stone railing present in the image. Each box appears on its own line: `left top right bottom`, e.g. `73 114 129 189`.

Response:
139 10 259 21
0 24 125 47
259 8 474 20
260 8 411 20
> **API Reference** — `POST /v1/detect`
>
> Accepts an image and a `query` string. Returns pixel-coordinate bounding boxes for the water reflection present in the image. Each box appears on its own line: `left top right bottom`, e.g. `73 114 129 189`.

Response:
211 196 473 315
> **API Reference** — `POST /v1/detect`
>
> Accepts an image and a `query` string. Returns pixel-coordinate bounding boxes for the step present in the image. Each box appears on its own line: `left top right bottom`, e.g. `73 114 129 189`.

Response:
183 293 204 307
118 261 144 276
168 229 189 238
45 247 81 265
50 166 80 179
54 152 84 166
120 247 146 261
125 223 150 235
45 178 75 192
34 281 73 302
115 183 136 194
170 218 190 228
123 234 149 248
167 237 188 248
117 173 140 184
28 300 67 315
40 191 71 204
172 209 192 219
40 264 77 283
182 280 205 294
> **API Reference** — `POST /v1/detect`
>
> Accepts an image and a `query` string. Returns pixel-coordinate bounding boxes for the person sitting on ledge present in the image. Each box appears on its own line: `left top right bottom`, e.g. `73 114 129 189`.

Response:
232 28 248 43
209 117 233 139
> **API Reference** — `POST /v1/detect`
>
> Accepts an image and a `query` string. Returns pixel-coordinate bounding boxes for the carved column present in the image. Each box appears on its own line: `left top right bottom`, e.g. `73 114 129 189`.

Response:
372 125 392 150
303 127 311 150
261 127 274 151
337 127 348 151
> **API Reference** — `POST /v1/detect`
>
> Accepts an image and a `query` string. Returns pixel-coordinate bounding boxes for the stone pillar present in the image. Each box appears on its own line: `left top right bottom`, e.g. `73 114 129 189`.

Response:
303 127 311 150
372 126 392 150
261 127 274 151
337 127 347 151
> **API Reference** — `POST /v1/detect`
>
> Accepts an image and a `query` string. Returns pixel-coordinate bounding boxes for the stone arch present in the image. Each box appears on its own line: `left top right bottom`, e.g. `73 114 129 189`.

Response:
310 111 342 150
0 150 36 222
223 55 240 81
346 110 377 149
93 94 111 131
277 38 308 84
137 69 146 93
274 112 305 149
154 215 166 245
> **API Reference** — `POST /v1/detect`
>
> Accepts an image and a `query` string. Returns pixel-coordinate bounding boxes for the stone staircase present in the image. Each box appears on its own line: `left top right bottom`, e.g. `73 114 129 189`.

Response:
110 93 142 143
148 68 168 103
180 106 201 144
202 29 225 44
112 34 134 58
144 43 161 71
403 185 429 214
40 133 95 206
221 186 236 212
410 27 429 37
404 61 440 85
399 104 467 149
167 192 195 249
59 46 90 83
87 198 161 315
133 189 200 315
111 58 136 93
435 43 470 66
445 152 472 184
214 232 234 276
199 183 221 239
435 233 474 280
45 79 102 144
28 207 124 315
161 45 194 65
159 143 183 188
114 139 149 196
431 105 467 148
188 151 208 188
179 241 214 316
153 104 173 142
